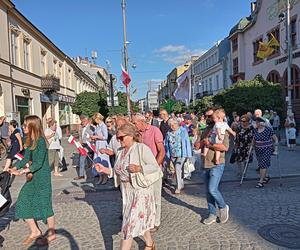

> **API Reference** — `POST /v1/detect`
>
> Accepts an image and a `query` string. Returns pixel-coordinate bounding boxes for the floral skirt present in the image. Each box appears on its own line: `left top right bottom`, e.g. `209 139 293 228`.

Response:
120 182 156 240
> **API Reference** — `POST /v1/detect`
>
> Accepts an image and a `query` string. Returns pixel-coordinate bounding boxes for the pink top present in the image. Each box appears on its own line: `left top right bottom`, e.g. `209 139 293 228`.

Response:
141 125 163 158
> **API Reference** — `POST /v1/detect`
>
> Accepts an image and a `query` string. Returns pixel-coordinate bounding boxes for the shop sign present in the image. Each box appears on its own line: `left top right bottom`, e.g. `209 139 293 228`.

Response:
40 94 59 103
58 94 75 103
274 51 300 65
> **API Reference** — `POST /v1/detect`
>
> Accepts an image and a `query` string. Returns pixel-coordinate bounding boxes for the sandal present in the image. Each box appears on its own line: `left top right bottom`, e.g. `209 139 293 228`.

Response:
255 182 264 188
36 229 56 246
23 234 42 246
144 241 156 250
263 177 271 184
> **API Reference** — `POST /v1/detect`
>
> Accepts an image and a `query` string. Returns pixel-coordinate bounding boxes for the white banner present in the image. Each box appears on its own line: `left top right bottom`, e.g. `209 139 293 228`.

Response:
173 67 191 106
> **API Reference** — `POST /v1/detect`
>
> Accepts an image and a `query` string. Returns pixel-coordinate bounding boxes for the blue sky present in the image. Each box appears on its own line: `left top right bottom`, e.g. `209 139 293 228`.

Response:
13 0 253 100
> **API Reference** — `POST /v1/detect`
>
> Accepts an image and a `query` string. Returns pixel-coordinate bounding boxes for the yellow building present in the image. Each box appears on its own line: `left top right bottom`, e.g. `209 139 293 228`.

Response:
0 0 99 131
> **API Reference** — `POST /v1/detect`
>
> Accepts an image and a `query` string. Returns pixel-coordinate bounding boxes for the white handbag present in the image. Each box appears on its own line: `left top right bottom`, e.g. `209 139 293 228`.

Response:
183 158 195 177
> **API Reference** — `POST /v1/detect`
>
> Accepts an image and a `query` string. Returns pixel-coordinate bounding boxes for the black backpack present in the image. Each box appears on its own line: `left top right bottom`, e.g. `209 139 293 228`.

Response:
0 172 12 217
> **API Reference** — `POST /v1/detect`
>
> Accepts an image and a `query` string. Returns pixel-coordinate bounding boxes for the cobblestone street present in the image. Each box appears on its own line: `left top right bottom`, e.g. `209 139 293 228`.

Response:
0 139 300 249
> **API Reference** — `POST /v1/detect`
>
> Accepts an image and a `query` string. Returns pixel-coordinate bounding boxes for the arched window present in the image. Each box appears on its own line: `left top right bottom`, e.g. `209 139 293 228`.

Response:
267 70 280 84
283 65 300 100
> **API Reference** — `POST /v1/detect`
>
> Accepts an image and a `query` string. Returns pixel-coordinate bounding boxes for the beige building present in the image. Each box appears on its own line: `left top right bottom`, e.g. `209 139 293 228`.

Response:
0 0 99 131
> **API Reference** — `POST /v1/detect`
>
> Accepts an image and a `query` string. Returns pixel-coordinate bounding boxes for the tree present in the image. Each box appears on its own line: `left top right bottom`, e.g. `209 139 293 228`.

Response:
72 91 108 117
192 96 214 114
213 75 283 116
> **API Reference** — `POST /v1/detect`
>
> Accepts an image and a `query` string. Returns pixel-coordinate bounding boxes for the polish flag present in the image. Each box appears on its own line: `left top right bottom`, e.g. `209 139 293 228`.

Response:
121 64 131 87
68 135 76 144
15 153 24 161
86 141 96 153
74 141 88 156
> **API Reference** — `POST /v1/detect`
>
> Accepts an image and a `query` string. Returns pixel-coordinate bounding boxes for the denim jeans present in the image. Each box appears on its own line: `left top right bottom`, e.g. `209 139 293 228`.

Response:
203 164 226 215
171 157 186 190
79 155 87 177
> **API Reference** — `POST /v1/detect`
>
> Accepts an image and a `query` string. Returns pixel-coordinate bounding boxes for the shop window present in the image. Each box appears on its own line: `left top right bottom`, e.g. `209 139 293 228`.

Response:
16 96 29 124
59 103 71 126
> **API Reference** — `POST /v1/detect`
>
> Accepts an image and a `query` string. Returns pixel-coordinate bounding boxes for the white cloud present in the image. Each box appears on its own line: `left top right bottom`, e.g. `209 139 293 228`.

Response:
154 45 206 65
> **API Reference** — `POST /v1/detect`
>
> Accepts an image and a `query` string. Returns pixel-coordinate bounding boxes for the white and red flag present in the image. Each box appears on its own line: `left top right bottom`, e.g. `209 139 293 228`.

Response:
86 141 96 153
74 141 88 157
15 153 24 161
68 135 76 144
121 64 131 87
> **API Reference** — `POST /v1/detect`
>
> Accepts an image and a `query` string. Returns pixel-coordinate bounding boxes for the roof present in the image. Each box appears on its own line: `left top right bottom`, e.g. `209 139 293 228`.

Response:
229 16 252 37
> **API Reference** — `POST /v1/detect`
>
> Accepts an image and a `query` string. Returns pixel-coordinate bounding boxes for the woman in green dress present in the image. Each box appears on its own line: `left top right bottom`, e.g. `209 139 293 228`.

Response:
9 115 56 246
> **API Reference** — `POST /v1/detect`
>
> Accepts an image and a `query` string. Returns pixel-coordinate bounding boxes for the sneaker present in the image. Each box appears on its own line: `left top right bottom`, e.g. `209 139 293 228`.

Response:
219 205 229 224
203 214 217 225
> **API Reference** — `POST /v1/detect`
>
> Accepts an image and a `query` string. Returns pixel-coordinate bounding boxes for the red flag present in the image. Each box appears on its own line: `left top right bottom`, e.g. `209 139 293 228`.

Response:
68 135 76 144
15 153 24 161
121 64 131 87
74 141 88 156
86 141 96 153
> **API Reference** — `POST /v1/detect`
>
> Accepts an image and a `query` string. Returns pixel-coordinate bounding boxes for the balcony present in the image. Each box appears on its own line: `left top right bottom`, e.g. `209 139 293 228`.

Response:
41 74 60 92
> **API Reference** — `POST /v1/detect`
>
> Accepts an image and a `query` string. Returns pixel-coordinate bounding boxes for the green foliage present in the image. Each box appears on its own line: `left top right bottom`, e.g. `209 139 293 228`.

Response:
192 96 214 114
160 98 186 113
72 91 108 117
213 75 283 116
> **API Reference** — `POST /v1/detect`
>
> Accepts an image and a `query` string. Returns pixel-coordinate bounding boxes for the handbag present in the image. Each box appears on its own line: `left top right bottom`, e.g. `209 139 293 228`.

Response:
130 144 163 189
183 158 195 177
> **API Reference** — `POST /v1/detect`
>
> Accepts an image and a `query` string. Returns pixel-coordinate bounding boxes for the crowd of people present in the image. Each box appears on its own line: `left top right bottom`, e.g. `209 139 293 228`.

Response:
0 107 298 249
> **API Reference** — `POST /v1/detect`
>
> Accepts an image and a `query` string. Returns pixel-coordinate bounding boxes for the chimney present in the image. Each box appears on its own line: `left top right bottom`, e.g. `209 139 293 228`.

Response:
251 2 257 12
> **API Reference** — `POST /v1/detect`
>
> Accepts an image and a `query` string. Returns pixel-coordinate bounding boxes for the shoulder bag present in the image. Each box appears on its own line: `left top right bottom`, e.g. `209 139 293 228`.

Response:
130 144 163 189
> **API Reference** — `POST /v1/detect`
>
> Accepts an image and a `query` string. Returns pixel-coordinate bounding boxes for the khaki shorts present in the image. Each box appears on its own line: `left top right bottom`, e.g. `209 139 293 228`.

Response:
48 149 59 169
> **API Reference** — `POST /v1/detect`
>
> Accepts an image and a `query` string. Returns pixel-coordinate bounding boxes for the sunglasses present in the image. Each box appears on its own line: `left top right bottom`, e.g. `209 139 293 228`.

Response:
116 135 128 141
106 121 112 123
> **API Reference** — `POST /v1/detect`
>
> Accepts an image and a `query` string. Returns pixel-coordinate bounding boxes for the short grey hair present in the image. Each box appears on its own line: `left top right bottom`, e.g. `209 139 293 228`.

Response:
168 118 179 126
133 113 146 121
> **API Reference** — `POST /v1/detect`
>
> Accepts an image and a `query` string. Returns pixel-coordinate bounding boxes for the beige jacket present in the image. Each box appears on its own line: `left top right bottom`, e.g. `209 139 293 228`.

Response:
112 142 162 188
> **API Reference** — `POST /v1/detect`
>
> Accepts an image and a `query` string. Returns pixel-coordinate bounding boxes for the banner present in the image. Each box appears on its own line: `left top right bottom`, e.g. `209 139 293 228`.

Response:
173 67 191 106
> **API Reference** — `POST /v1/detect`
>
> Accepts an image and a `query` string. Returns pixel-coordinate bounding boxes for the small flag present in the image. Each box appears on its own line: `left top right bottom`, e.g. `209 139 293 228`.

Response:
121 64 131 87
68 135 76 144
78 147 88 157
257 42 274 59
15 153 24 161
86 141 96 153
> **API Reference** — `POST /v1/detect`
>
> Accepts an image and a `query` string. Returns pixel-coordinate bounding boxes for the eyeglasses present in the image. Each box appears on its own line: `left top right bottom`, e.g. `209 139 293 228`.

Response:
116 135 128 141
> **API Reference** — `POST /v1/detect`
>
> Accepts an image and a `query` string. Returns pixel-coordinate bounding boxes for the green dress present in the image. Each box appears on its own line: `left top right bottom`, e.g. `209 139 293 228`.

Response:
15 137 54 224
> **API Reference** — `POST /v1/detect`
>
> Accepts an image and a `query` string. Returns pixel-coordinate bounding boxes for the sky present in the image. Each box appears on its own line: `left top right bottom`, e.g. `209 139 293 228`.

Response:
13 0 253 100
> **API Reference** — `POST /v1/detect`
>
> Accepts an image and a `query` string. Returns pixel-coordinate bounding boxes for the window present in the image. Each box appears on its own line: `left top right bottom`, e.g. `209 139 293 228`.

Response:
53 59 57 76
267 70 280 83
59 103 71 126
291 19 297 48
11 31 19 66
40 49 47 75
16 96 29 124
233 58 239 75
68 69 72 87
232 37 238 52
267 27 280 55
216 75 219 90
209 78 212 91
253 38 263 63
23 39 30 71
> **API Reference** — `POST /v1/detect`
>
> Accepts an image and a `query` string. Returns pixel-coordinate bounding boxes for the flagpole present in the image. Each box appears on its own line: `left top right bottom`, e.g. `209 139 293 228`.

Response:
121 0 131 119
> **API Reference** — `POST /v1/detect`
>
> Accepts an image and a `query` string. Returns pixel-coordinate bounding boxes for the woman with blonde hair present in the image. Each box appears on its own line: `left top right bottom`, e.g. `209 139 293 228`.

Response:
91 113 111 184
95 123 161 250
9 115 56 246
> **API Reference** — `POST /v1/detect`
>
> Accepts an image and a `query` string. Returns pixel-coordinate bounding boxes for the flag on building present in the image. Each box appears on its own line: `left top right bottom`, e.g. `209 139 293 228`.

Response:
86 141 96 153
173 67 191 106
121 64 131 87
68 135 76 144
15 153 24 161
257 34 280 59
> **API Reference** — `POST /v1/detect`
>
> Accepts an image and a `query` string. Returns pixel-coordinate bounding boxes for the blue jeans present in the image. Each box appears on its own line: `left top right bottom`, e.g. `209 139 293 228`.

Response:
203 164 226 215
79 155 87 177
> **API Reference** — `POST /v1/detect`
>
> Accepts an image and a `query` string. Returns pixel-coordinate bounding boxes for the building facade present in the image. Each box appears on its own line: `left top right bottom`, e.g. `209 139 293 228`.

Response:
0 0 98 130
146 91 159 111
229 0 300 124
192 38 231 99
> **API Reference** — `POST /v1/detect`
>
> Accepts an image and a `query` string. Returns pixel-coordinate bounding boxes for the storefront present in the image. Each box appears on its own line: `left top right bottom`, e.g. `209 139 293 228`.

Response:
15 96 30 124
